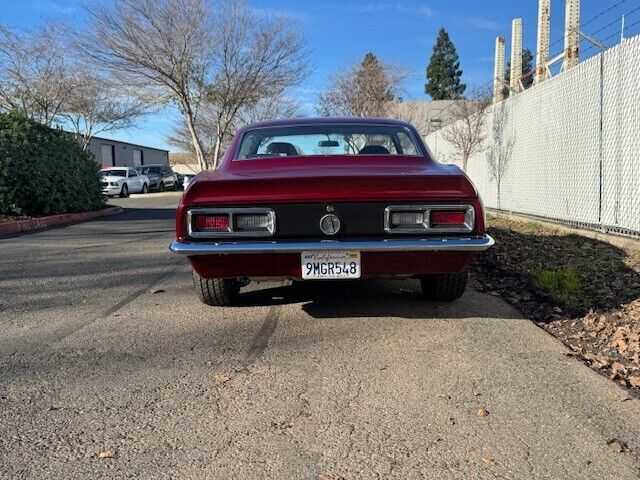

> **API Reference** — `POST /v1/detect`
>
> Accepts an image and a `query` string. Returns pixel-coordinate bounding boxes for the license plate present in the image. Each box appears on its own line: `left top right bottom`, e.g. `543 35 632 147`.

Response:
301 251 361 279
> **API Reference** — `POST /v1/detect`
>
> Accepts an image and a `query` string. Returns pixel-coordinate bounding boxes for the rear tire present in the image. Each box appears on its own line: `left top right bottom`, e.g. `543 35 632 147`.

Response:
420 268 468 301
192 270 240 306
119 184 129 198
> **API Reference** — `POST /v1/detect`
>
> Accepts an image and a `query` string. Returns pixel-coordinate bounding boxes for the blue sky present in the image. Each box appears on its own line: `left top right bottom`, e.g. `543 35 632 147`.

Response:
2 0 634 151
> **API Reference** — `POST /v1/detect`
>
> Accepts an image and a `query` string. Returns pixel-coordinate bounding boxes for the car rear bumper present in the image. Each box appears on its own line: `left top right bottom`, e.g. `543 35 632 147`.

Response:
169 235 494 255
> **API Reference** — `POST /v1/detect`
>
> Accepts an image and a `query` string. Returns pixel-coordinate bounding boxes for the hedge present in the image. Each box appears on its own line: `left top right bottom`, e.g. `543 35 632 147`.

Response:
0 111 104 216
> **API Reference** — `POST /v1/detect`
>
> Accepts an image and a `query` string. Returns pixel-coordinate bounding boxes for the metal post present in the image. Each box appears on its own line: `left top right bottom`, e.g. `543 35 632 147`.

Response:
493 36 506 103
563 0 580 70
536 0 551 84
621 15 625 43
510 18 523 92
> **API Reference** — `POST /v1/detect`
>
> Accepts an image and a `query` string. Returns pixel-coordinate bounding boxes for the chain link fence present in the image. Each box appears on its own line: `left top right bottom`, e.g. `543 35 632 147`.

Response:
426 34 640 236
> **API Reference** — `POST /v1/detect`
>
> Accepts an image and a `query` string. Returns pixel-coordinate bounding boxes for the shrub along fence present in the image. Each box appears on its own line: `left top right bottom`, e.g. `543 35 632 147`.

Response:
426 34 640 237
0 111 104 217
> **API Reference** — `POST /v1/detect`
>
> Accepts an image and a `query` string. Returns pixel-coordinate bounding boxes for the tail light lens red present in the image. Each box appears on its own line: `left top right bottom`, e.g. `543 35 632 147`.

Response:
194 214 230 231
430 211 466 226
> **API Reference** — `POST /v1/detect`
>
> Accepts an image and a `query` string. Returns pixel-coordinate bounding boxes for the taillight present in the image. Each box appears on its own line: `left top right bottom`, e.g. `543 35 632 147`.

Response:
188 208 275 238
194 214 230 231
430 211 466 226
385 205 474 234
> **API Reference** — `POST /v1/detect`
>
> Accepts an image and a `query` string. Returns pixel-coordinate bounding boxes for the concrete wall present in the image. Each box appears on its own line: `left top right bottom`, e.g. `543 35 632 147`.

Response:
425 34 640 235
87 137 169 168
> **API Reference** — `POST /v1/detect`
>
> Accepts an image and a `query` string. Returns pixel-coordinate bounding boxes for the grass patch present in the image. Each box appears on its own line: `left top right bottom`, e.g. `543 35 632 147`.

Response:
527 268 584 304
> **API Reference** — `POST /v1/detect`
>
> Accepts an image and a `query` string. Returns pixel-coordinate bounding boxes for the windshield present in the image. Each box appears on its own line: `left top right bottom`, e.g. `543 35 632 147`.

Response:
140 166 162 174
100 169 127 177
236 124 420 160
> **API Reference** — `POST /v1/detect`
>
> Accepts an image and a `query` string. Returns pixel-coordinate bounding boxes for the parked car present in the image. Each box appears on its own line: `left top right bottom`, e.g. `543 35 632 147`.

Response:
175 173 185 190
182 173 196 189
170 118 494 306
137 164 177 191
99 167 150 197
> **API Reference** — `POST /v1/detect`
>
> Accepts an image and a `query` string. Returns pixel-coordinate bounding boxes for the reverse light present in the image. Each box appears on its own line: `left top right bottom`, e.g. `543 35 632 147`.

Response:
390 211 424 227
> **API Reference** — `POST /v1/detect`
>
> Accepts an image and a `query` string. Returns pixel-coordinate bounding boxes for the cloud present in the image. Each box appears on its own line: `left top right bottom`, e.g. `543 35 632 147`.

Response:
343 3 433 18
464 17 501 31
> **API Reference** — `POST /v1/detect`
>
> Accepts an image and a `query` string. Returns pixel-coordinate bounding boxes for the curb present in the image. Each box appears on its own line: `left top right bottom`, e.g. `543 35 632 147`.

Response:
0 206 124 238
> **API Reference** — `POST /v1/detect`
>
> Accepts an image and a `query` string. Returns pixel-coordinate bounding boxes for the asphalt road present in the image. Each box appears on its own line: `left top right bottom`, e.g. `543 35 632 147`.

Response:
1 192 639 479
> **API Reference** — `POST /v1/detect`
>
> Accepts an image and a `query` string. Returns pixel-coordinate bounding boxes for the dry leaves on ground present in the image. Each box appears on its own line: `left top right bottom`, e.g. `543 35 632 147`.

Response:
213 374 230 384
97 450 114 459
481 455 496 465
150 288 165 294
607 439 630 453
319 474 345 480
476 407 489 418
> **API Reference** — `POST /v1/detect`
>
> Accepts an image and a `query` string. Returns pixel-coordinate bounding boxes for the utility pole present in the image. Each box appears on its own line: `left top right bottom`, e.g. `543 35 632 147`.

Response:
510 18 523 93
493 36 506 103
563 0 580 71
535 0 550 84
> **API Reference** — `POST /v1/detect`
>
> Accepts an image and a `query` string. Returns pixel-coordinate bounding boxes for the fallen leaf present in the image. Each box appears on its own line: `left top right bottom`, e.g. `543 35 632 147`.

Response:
97 450 114 459
150 288 165 294
213 374 230 384
476 407 489 418
481 455 496 465
629 376 640 388
607 439 628 453
611 362 627 375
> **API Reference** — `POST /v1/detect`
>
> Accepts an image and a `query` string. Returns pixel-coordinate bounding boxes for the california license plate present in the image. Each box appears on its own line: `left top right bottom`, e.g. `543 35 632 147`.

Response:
301 251 361 279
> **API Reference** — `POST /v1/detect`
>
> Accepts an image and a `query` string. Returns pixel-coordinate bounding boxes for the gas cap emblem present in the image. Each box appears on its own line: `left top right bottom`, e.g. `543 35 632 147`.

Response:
319 214 341 236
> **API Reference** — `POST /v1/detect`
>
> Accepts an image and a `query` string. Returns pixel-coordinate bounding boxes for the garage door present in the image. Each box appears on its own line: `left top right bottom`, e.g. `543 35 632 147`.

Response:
101 144 114 167
133 148 143 166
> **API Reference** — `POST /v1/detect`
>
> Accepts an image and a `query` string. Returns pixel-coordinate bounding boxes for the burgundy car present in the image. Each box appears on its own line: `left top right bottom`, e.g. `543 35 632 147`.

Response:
171 118 493 306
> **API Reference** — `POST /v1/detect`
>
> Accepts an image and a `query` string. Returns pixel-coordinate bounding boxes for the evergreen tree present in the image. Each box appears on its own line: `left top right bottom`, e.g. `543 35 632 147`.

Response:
425 28 466 100
504 48 534 96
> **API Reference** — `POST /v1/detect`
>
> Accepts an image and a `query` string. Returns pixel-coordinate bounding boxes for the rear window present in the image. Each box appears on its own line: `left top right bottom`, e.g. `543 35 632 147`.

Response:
236 124 420 160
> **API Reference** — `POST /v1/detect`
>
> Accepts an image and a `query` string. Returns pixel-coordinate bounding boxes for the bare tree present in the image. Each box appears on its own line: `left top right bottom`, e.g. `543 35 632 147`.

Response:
0 23 78 126
168 93 301 167
486 101 515 209
317 53 407 117
61 71 147 149
78 0 307 171
205 2 308 167
441 89 491 171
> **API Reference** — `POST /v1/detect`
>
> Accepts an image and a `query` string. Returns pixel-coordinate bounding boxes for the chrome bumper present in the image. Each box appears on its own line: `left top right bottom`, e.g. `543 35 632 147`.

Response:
169 235 494 256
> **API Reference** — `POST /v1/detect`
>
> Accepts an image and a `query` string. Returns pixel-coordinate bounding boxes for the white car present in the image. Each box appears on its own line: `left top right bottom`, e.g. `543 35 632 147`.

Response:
99 167 150 197
182 173 196 189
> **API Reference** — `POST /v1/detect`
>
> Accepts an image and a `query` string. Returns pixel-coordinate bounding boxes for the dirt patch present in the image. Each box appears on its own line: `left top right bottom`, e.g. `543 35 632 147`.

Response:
472 215 640 392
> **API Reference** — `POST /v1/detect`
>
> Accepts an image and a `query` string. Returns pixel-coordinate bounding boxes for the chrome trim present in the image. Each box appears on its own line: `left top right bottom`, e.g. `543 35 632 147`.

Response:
384 204 475 234
186 207 275 239
169 235 494 255
319 213 341 236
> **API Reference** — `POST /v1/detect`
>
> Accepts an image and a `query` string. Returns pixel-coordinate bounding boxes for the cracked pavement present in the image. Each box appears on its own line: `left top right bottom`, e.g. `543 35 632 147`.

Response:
1 192 639 479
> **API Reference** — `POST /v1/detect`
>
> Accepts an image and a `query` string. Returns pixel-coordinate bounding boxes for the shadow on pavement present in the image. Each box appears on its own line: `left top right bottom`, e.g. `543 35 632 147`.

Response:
235 278 519 320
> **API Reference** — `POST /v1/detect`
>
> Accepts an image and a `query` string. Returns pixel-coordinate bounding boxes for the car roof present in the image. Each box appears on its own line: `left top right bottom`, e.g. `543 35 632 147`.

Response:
238 116 415 131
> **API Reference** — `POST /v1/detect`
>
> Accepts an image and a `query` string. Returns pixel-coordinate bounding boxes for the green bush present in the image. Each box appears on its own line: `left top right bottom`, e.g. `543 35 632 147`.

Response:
0 111 104 216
